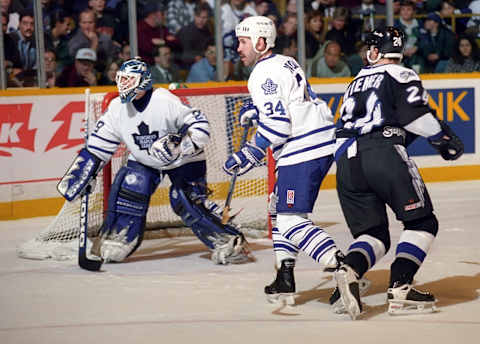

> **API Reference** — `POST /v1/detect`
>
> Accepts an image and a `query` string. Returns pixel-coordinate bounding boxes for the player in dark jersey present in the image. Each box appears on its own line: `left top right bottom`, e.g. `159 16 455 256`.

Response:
332 27 464 319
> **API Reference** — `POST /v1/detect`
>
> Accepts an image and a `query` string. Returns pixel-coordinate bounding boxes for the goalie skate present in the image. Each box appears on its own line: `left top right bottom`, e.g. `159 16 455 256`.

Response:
264 259 296 305
329 277 372 314
387 283 437 315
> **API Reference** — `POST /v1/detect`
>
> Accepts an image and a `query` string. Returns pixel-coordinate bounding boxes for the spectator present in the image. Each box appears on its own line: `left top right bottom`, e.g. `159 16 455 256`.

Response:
305 10 324 58
57 48 98 87
325 6 358 56
273 35 298 59
151 45 182 84
44 50 58 88
177 2 213 69
352 0 386 36
394 0 423 72
68 9 116 72
255 0 270 16
445 35 480 72
467 0 480 33
278 13 297 39
439 0 471 35
118 43 130 62
8 9 36 85
2 11 22 82
308 40 351 77
137 2 179 65
1 0 24 33
166 0 199 35
45 9 72 73
346 40 368 75
221 0 257 70
186 41 217 82
88 0 115 28
418 12 456 73
99 58 121 85
307 0 338 18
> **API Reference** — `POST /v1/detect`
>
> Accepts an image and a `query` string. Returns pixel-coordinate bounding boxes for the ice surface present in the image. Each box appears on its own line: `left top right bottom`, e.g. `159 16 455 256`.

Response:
1 181 479 344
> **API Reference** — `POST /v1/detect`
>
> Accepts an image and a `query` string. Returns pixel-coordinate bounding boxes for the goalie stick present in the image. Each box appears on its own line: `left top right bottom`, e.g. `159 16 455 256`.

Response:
79 89 103 272
221 121 250 224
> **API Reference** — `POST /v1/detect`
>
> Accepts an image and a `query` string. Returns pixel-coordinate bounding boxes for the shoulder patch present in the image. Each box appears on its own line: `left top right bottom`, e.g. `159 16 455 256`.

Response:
386 64 420 83
261 78 278 95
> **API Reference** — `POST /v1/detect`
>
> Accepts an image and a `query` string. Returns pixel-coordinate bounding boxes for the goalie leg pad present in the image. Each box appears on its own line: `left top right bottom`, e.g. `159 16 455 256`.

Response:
169 187 250 264
57 148 104 201
98 161 161 262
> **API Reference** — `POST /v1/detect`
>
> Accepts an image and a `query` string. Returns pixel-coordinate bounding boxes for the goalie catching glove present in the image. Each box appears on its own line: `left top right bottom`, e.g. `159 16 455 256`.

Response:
428 120 464 160
149 133 182 166
223 142 266 176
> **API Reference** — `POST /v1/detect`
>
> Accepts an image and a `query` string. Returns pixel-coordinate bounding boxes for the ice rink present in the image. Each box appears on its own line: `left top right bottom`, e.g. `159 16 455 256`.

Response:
1 180 479 344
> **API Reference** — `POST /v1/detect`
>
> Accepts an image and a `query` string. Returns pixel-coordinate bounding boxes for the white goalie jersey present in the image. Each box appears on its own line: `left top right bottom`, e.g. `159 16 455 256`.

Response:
248 54 335 166
87 88 210 170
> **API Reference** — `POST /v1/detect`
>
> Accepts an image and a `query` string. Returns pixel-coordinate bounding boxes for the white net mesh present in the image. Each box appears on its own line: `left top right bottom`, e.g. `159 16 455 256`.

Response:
17 87 270 260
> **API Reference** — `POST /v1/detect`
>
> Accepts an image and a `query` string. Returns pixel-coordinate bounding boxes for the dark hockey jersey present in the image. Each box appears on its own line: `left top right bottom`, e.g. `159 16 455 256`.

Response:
336 63 432 138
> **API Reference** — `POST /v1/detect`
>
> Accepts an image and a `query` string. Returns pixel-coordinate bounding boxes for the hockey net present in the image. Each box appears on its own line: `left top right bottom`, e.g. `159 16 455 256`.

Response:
17 87 272 260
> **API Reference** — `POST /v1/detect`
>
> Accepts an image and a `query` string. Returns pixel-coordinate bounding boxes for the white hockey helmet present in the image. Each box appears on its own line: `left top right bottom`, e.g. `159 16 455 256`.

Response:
235 16 276 54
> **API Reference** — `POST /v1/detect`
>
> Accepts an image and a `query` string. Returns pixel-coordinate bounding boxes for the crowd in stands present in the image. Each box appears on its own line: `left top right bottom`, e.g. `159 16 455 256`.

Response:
2 0 480 88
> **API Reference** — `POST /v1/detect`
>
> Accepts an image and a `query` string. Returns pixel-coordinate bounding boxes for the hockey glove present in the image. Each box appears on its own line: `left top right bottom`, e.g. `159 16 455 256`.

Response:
149 134 182 166
239 101 259 127
428 121 464 160
223 142 266 176
57 148 103 202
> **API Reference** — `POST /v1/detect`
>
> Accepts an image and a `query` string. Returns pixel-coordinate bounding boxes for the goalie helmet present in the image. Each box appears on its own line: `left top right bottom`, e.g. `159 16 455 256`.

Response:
366 26 405 64
235 16 276 54
116 57 153 103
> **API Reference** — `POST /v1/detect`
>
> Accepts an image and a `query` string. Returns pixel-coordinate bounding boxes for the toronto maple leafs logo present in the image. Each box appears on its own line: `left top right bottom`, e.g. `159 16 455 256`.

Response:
261 78 278 95
132 122 159 153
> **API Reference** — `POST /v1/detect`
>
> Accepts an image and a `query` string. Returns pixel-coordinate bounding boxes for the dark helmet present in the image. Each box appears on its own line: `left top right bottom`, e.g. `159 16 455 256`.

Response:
365 26 405 62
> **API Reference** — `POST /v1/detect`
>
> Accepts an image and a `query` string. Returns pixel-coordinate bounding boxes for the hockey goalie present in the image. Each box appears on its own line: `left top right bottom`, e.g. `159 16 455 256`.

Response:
57 57 251 265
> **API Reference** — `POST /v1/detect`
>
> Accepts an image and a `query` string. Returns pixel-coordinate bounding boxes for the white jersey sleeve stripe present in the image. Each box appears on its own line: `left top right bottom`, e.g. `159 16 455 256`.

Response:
280 140 335 159
286 125 335 143
258 122 289 138
192 127 210 137
91 133 121 145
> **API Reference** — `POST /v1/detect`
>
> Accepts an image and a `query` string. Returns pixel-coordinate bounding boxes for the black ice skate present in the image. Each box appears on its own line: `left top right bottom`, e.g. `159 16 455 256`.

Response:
264 259 296 305
334 263 362 320
329 277 371 314
387 282 437 315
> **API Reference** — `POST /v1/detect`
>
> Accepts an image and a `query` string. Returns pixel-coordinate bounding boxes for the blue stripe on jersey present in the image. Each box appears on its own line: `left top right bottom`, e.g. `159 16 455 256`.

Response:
258 122 289 138
272 144 284 153
274 242 299 253
350 241 377 267
284 221 311 240
88 145 115 155
286 125 335 143
280 140 335 159
396 242 427 262
312 239 335 261
91 133 121 145
270 116 291 123
193 127 210 137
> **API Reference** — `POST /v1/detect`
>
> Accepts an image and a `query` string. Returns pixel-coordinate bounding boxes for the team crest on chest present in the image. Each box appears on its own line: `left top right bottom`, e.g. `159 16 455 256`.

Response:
132 122 159 153
261 78 278 95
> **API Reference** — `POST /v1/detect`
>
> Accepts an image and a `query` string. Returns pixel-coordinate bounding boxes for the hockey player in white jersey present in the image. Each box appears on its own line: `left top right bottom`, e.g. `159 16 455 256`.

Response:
333 27 464 319
223 16 345 305
57 57 250 264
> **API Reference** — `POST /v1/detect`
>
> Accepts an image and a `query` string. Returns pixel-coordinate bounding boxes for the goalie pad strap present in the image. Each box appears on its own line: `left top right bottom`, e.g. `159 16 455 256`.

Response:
57 148 103 201
169 187 241 249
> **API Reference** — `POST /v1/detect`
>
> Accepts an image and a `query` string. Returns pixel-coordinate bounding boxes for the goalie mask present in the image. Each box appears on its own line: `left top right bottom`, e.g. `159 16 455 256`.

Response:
116 58 153 103
235 16 276 54
366 26 405 64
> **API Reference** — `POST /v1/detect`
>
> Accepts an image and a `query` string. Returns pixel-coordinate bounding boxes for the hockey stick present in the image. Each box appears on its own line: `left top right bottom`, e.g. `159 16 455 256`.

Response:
79 89 103 271
221 122 250 224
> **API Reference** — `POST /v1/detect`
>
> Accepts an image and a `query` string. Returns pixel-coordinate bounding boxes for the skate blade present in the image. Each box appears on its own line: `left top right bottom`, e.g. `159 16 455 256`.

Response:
388 300 437 315
335 271 361 320
332 278 371 315
266 293 295 306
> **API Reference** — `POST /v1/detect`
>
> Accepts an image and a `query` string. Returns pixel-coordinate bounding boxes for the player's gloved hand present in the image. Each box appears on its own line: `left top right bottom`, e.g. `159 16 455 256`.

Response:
223 142 266 176
239 101 259 127
428 121 464 160
149 134 182 166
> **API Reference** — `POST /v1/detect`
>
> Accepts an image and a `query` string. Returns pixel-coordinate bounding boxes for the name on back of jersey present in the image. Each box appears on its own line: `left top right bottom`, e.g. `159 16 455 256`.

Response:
345 74 384 98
